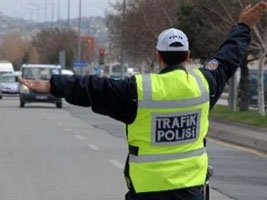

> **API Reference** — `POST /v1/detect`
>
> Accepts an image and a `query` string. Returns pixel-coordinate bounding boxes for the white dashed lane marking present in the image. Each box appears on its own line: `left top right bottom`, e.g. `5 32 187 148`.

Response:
87 144 99 151
109 159 124 169
74 135 86 141
64 128 72 132
55 122 63 126
40 112 47 116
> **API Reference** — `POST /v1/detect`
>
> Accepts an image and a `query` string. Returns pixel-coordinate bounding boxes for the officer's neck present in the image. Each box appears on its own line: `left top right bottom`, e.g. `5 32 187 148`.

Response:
159 62 187 74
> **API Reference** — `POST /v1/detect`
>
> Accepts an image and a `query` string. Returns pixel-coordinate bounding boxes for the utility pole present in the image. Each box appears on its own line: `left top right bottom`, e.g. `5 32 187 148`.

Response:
45 0 47 22
27 2 42 23
57 0 60 24
121 0 126 78
36 8 41 22
67 0 70 27
77 0 82 62
51 0 54 23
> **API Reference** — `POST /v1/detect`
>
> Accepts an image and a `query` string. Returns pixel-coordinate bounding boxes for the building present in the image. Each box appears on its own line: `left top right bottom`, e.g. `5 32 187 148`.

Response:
81 35 96 62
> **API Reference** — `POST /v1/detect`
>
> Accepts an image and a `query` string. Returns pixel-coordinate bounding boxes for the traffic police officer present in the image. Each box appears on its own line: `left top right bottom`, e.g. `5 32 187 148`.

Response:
19 2 267 200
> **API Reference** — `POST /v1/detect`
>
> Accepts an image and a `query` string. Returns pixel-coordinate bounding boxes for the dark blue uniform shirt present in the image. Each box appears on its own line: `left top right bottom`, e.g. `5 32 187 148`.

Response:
50 23 251 126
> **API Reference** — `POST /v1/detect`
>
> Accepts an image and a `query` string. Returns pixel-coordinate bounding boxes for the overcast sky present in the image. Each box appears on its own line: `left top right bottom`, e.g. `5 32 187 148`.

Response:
0 0 117 21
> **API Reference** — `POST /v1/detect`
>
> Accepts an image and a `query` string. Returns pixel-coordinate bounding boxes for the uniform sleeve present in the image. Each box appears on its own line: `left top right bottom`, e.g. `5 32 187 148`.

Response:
200 23 251 109
50 75 138 124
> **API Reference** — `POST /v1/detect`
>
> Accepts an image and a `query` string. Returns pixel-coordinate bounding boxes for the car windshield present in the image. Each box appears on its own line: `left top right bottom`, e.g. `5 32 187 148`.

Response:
249 69 267 100
112 64 122 73
22 68 60 80
0 71 13 77
1 75 16 83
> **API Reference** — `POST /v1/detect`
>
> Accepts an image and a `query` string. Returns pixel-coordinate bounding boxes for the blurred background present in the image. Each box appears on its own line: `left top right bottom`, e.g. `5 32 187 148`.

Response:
0 0 266 114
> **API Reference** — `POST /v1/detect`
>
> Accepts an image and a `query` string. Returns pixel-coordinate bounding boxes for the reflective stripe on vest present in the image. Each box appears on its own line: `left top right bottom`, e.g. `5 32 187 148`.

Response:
129 147 206 163
139 70 209 108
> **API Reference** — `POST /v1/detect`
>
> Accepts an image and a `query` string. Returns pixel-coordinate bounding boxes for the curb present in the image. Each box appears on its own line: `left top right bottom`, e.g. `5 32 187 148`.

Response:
209 120 267 153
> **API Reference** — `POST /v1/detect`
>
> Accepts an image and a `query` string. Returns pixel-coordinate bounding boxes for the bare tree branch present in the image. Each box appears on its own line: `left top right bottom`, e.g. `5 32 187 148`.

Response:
162 7 174 27
217 0 236 24
202 6 234 27
253 26 267 53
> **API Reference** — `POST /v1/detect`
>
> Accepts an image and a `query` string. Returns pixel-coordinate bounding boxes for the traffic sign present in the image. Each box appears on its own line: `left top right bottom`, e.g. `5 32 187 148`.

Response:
73 60 88 68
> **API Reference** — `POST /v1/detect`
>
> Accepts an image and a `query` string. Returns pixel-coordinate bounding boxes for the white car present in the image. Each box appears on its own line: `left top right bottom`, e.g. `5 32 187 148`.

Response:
0 72 20 98
61 69 74 75
19 64 62 108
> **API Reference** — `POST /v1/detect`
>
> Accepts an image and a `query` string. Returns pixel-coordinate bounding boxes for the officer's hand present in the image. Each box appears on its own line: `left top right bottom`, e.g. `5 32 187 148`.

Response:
18 77 51 93
239 2 267 28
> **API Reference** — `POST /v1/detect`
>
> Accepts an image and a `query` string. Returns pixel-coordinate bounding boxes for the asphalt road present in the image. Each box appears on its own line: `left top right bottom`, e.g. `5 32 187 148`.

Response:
64 100 267 200
0 97 266 200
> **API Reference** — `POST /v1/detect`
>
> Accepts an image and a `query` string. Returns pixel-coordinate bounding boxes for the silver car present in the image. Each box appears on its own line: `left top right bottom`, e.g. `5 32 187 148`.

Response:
0 72 20 98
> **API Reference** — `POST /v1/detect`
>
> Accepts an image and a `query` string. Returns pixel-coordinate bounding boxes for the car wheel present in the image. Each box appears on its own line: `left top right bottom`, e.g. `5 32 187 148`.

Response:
20 100 25 108
0 95 2 99
56 101 62 109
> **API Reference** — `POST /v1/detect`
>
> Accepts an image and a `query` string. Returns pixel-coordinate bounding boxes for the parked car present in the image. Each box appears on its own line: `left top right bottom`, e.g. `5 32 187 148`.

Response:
0 72 21 98
248 69 267 107
19 64 62 108
61 69 74 75
0 60 14 77
103 63 128 80
0 60 15 99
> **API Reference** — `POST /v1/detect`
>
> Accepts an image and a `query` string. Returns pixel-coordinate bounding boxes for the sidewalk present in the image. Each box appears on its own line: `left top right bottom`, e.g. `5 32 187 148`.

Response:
215 96 267 153
209 119 267 153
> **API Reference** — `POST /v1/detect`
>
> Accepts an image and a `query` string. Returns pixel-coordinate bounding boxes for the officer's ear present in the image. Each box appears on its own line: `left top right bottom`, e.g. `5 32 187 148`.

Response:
156 51 166 69
157 51 164 64
156 51 161 62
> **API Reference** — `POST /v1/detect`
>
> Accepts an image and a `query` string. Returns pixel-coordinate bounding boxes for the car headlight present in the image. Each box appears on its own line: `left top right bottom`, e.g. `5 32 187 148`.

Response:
20 84 30 94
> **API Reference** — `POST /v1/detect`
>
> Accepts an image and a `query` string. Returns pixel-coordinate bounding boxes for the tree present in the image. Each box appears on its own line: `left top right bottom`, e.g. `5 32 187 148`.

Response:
252 18 267 115
176 4 224 62
107 0 267 114
106 0 183 71
176 0 267 114
32 28 78 68
0 32 35 70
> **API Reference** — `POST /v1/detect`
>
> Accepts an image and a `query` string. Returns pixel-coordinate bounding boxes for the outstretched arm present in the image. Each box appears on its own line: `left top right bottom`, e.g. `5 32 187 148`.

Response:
200 2 267 109
18 77 50 93
238 2 267 28
18 75 137 124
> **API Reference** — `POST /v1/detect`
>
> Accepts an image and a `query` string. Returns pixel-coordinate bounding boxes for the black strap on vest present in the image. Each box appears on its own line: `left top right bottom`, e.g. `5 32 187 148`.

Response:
129 145 139 156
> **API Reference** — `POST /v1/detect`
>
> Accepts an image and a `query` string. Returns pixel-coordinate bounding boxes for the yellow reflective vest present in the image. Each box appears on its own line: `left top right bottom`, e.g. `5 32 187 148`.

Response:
126 68 210 193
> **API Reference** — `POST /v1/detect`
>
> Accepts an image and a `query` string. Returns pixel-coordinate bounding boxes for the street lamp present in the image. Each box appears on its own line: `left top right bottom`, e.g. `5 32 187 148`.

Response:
67 0 70 27
121 0 126 78
57 0 60 24
77 0 82 62
51 0 54 23
45 0 47 22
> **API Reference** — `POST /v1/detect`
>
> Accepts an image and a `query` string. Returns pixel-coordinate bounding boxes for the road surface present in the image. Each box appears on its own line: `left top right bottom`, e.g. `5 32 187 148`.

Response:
0 97 266 200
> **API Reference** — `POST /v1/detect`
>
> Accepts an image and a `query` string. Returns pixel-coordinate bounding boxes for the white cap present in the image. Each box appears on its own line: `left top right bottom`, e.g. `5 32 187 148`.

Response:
156 28 189 52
